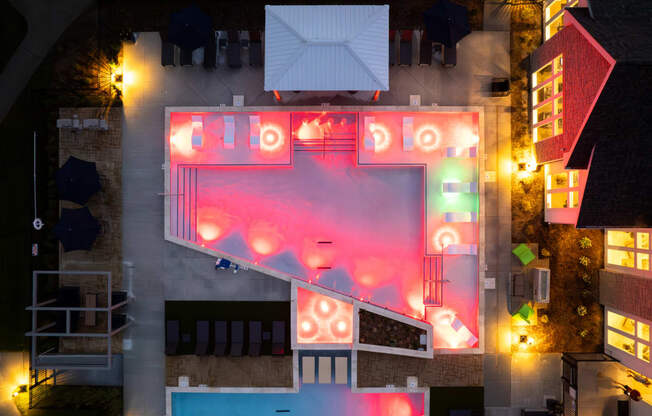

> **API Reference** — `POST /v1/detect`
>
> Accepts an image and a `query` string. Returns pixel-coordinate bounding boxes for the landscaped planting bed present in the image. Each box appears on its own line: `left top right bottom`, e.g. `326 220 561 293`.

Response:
359 309 426 350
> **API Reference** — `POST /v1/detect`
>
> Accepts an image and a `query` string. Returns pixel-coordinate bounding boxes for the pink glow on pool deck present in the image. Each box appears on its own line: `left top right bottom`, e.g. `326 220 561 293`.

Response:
297 287 353 344
168 110 479 349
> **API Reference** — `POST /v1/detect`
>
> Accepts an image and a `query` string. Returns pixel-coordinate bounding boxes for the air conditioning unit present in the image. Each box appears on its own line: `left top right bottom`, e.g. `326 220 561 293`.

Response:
531 267 550 303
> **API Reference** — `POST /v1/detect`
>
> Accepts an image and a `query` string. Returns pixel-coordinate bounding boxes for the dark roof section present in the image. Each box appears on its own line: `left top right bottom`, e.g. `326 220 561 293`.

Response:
561 5 652 227
574 64 652 228
567 7 652 63
587 0 652 21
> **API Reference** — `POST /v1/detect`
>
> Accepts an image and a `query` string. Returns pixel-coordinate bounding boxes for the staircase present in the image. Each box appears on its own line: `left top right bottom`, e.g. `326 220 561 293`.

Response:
423 255 443 307
293 132 356 153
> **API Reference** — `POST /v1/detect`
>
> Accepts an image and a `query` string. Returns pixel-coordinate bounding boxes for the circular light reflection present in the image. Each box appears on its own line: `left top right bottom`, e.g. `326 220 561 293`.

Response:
260 124 285 153
415 125 441 152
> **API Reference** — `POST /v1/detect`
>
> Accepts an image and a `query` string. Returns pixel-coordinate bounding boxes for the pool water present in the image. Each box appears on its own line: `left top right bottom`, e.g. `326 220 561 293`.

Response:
172 385 424 416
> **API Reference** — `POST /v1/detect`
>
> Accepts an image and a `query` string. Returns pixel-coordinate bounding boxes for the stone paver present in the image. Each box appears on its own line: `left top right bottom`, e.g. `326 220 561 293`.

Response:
356 351 482 387
166 355 293 388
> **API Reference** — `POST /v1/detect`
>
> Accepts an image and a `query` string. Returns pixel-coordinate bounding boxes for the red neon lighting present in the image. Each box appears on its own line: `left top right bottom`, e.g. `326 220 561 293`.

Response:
372 90 380 101
297 287 353 344
273 90 281 102
248 221 283 256
260 124 285 153
415 125 441 152
432 226 460 252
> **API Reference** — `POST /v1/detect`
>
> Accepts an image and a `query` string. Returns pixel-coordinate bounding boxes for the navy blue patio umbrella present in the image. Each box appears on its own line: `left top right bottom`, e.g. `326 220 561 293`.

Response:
54 207 100 252
56 156 101 205
167 5 212 50
423 0 471 48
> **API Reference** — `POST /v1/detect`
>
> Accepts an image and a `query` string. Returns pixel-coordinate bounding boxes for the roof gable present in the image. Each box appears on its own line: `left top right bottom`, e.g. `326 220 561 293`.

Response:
264 5 389 91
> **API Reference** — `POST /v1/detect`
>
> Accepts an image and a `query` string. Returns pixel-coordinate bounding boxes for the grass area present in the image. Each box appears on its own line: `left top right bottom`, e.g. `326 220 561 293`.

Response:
103 0 484 31
430 386 483 416
0 6 119 350
510 5 604 352
0 0 28 73
14 386 122 416
165 301 291 355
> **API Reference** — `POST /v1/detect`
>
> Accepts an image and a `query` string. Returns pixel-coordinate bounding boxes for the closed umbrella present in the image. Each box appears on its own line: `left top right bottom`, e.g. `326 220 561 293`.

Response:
423 0 471 48
54 207 100 252
56 156 101 205
167 5 212 50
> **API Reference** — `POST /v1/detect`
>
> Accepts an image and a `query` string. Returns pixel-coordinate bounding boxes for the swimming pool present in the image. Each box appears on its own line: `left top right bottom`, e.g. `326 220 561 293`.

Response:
171 385 424 416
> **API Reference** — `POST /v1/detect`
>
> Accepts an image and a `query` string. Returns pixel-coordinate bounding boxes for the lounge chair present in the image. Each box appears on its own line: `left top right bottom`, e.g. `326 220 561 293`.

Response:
249 30 262 67
249 115 260 149
195 320 209 355
180 48 193 66
223 116 235 149
272 320 285 355
363 116 375 150
56 119 72 129
191 115 203 149
402 116 414 151
214 321 227 356
513 303 535 324
203 31 217 69
249 321 262 356
419 35 432 66
388 30 396 66
513 243 536 266
166 320 180 355
227 30 242 68
399 30 412 66
162 41 176 67
83 119 99 129
231 321 244 356
442 43 456 67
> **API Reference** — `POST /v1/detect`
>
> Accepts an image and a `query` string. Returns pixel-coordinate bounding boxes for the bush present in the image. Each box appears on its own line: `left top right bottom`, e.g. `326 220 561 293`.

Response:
579 329 589 338
581 273 591 285
539 314 549 324
579 256 591 267
541 248 551 257
577 305 588 317
579 236 592 249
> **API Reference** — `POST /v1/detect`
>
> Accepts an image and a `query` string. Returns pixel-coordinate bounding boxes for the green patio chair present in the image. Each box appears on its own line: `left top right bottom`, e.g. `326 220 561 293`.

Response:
513 303 535 324
512 243 536 266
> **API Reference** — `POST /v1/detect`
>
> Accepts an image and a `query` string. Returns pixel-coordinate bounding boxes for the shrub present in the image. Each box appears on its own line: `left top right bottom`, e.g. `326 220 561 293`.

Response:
579 329 589 338
579 237 592 249
541 248 551 257
581 273 592 285
540 314 549 324
579 256 591 267
577 305 588 317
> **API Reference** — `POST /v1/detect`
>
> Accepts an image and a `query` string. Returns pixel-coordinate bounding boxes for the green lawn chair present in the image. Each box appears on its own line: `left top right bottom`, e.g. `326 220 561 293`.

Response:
513 303 535 324
512 243 536 266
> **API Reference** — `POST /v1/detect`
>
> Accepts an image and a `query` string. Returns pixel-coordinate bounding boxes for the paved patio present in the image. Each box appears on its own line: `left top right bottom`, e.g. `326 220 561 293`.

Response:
121 30 510 415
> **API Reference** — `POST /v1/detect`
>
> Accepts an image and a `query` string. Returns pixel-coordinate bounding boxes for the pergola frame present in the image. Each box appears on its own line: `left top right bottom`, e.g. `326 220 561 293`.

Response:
26 270 132 370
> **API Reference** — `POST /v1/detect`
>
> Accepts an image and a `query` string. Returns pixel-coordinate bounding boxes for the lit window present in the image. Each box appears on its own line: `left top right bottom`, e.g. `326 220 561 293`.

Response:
535 102 553 123
638 322 650 342
638 343 650 363
607 249 635 268
548 192 568 208
608 330 635 356
607 230 635 247
569 171 578 187
549 172 568 189
534 122 554 142
531 55 562 143
534 63 553 87
637 233 649 250
608 311 636 335
638 253 650 271
544 1 577 41
569 191 578 208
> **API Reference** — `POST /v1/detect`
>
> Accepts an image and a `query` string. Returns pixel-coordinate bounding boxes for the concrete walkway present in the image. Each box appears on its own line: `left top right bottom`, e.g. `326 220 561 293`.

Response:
0 0 94 123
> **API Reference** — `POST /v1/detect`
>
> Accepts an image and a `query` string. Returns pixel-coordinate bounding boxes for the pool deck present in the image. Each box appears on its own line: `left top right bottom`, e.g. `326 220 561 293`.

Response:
121 30 511 415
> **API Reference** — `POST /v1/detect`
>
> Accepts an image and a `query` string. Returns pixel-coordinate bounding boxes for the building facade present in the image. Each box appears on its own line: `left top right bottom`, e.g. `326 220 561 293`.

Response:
530 0 652 414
